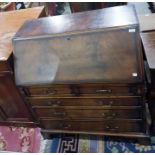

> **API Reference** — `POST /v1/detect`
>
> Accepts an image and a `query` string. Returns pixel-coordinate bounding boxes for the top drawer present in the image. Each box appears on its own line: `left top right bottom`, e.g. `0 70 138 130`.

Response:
21 84 143 97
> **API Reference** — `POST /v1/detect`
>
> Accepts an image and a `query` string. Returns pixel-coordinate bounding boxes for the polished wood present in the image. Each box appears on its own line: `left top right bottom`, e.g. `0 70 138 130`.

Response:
141 32 155 70
0 7 46 125
0 75 31 120
13 5 144 86
141 34 155 135
14 29 143 84
28 97 142 107
33 107 142 119
14 5 138 39
14 30 143 84
13 6 148 139
21 84 144 97
40 119 144 133
141 32 155 135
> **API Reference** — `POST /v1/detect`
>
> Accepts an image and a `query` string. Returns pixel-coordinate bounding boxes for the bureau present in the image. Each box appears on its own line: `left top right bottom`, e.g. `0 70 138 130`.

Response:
13 6 150 140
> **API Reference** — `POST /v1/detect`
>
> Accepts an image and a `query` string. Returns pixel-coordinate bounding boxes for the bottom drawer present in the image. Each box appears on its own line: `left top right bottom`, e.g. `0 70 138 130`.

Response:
40 119 145 133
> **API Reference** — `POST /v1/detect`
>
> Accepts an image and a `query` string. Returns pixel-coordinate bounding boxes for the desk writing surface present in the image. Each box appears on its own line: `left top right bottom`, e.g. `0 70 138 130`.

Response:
0 6 45 61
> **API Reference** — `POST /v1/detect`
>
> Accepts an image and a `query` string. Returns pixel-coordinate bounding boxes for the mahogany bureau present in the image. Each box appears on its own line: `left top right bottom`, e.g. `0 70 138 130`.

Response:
13 6 150 139
0 6 45 126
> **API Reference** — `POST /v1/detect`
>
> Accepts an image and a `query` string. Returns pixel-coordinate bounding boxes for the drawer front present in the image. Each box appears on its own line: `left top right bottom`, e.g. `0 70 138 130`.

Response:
78 85 142 96
40 119 144 133
29 97 142 107
22 86 71 97
34 108 142 119
22 84 142 97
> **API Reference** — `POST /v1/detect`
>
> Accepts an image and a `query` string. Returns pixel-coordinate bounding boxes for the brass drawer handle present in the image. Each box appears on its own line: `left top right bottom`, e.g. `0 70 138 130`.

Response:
97 101 113 106
95 89 112 93
30 89 57 96
43 89 57 95
53 112 66 116
102 112 117 118
105 125 119 131
47 101 62 107
59 124 71 129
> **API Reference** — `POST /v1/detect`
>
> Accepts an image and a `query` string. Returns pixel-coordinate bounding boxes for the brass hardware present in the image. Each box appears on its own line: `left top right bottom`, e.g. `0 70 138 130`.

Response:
47 101 62 107
102 112 117 118
31 89 57 96
111 113 116 117
105 125 119 131
137 88 141 95
97 100 113 106
102 112 107 117
59 124 71 129
53 112 66 116
44 89 57 95
95 89 112 93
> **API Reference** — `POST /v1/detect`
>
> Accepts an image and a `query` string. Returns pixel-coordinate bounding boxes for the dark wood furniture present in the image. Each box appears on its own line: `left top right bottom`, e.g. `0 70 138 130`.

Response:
141 32 155 135
139 13 155 136
12 6 149 140
0 6 45 126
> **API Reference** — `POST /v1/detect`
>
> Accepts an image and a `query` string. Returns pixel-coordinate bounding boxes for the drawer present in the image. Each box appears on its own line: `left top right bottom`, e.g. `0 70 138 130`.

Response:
29 97 142 107
21 84 143 97
21 85 71 97
77 84 142 96
34 108 142 119
40 119 145 133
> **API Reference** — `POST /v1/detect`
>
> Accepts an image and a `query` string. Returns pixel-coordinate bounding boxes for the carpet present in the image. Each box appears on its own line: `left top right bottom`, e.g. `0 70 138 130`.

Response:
0 125 155 153
43 134 155 153
0 126 41 153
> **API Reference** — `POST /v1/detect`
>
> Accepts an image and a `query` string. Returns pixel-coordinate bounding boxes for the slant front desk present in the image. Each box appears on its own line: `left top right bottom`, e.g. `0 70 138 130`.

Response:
13 6 150 140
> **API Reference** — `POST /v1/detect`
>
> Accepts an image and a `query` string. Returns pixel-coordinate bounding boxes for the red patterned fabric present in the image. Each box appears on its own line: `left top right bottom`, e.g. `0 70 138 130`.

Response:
0 126 41 152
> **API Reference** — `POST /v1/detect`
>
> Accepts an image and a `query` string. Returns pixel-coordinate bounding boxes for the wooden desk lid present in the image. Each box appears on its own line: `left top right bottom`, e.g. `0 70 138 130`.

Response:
13 5 143 86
